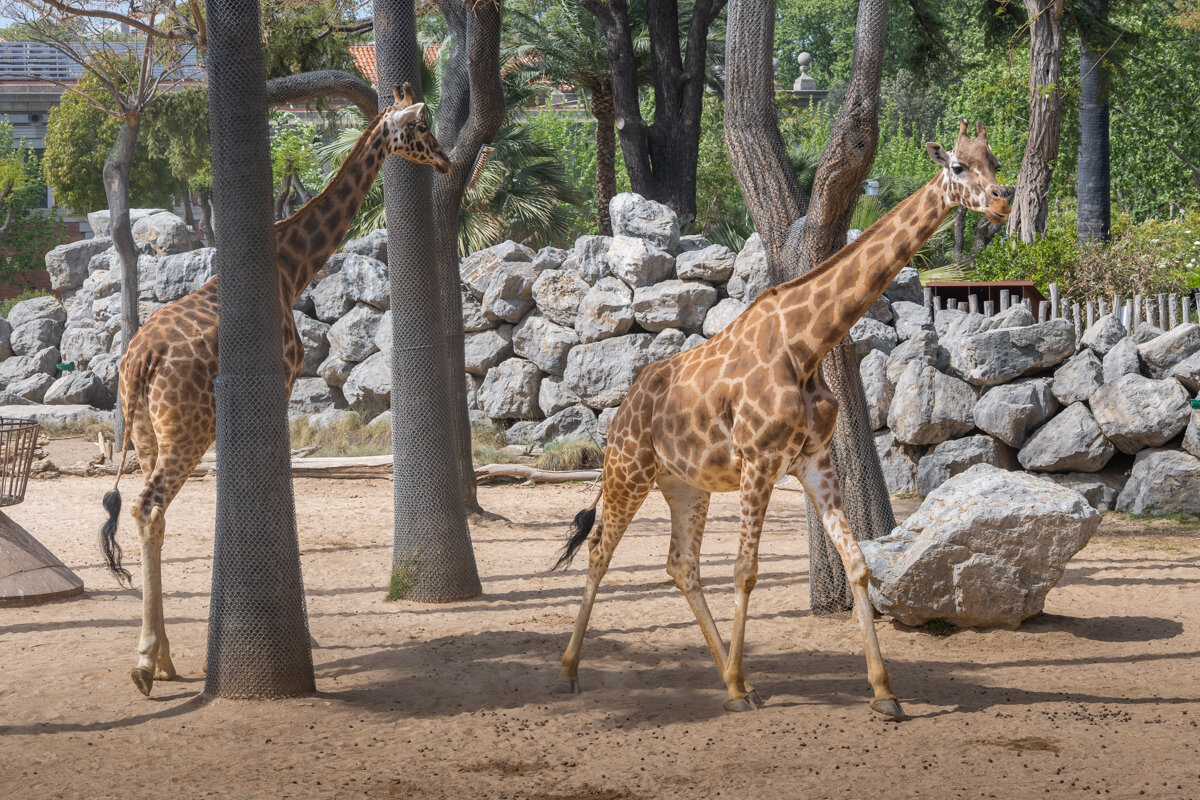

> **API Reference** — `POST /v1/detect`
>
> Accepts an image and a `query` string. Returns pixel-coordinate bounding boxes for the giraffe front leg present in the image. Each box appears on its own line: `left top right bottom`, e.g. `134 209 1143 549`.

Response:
130 505 169 696
799 454 902 718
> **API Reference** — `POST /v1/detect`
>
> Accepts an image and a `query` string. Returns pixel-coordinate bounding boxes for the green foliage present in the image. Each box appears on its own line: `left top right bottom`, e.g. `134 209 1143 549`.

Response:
970 209 1082 293
260 0 365 80
269 111 324 191
386 557 420 601
140 88 212 193
0 122 65 287
694 97 754 250
0 288 53 317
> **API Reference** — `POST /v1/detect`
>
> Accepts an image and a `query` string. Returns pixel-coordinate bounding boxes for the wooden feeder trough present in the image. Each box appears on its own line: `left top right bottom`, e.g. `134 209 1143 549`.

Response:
0 417 84 607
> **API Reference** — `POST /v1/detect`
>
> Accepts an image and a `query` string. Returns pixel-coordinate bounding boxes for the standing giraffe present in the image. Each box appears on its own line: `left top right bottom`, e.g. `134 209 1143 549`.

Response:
554 121 1010 716
98 85 451 697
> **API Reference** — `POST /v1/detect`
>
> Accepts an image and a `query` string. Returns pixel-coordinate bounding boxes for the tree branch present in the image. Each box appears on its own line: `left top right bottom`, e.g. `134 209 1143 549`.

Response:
39 0 201 45
264 70 380 117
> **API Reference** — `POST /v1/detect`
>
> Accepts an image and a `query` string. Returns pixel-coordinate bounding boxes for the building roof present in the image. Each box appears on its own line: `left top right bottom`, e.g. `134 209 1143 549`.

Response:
348 43 441 85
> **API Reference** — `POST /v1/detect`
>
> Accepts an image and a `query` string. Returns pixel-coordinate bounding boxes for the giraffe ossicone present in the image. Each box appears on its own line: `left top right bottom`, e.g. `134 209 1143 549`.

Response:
554 120 1010 716
97 83 451 697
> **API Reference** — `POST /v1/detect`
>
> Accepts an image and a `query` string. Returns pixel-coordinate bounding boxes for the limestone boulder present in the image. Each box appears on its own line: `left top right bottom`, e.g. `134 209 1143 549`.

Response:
1169 351 1200 393
972 377 1059 448
327 303 383 363
572 235 612 284
533 404 599 444
632 280 718 334
1137 323 1200 379
603 236 675 288
1041 471 1126 512
875 430 923 495
864 296 893 324
5 373 56 403
342 229 388 263
674 244 736 282
532 269 589 327
1101 336 1141 383
727 233 769 302
10 319 64 357
885 330 949 385
0 347 59 386
887 362 976 446
45 237 113 291
883 267 923 305
373 311 392 360
7 296 66 331
341 351 391 416
131 211 194 255
597 407 619 441
979 303 1035 331
609 192 680 253
860 349 893 431
461 290 490 333
1132 323 1165 344
460 240 535 298
850 317 899 358
891 300 934 341
482 262 538 323
563 333 655 409
575 277 635 343
154 248 216 302
915 435 1017 497
87 208 164 237
339 254 390 310
677 234 712 254
513 314 579 375
305 408 358 430
949 318 1075 387
1017 402 1115 473
480 357 542 419
0 314 10 360
288 377 345 416
293 310 331 376
1080 314 1126 356
702 297 747 338
1051 349 1104 406
1090 373 1189 453
88 352 119 407
312 273 354 322
934 309 988 351
649 328 687 361
58 326 110 369
532 246 569 273
682 333 707 351
464 325 514 376
1116 449 1200 514
860 465 1099 629
317 354 355 389
539 377 583 417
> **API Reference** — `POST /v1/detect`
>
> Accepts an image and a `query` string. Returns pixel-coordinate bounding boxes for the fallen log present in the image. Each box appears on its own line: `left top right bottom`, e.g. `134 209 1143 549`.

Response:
473 464 600 484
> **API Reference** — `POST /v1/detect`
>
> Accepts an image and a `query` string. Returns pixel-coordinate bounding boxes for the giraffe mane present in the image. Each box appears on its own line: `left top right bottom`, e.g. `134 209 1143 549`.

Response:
273 109 388 233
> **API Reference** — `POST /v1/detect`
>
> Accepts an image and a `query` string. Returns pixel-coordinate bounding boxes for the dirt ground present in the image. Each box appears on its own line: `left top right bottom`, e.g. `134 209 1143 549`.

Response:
2 446 1200 800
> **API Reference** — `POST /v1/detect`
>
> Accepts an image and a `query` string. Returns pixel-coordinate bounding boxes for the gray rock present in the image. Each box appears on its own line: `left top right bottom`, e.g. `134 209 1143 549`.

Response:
513 314 579 375
539 377 583 417
864 296 893 324
5 373 56 403
674 244 736 282
888 362 976 446
649 328 687 361
7 296 66 330
1090 373 1190 453
850 316 899 358
1169 351 1200 393
916 434 1017 496
342 229 388 263
293 283 316 316
461 290 491 332
131 211 194 255
1116 449 1200 514
950 318 1076 387
58 326 110 369
463 325 514 376
1017 402 1115 473
1131 323 1164 344
1184 410 1200 459
293 310 331 376
466 374 482 410
972 377 1059 448
0 347 59 386
677 234 712 254
609 192 680 253
1041 471 1125 512
532 246 569 272
1080 314 1126 356
482 262 538 323
0 403 111 425
460 240 535 298
373 310 392 359
316 252 352 283
505 420 541 445
87 208 165 237
860 464 1099 628
534 404 599 444
632 280 718 333
682 333 707 351
597 407 619 440
885 330 949 385
45 237 113 291
564 333 655 409
480 357 542 419
368 410 391 428
727 233 769 302
934 309 988 348
317 353 355 389
883 267 923 305
891 300 934 341
154 248 216 302
979 302 1035 331
575 277 635 343
288 377 345 415
701 297 747 338
860 349 893 431
339 253 390 310
134 254 160 301
40 370 101 406
1137 323 1200 379
1051 349 1104 406
10 319 64 356
88 351 119 407
305 408 358 430
341 351 391 416
0 314 10 360
1101 336 1141 383
572 235 612 284
603 236 675 288
327 303 383 363
875 429 923 495
312 273 354 322
846 228 862 243
532 269 589 327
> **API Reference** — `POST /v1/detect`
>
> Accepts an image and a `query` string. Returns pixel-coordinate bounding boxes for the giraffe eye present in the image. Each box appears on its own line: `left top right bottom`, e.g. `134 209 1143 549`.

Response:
418 124 427 133
952 164 965 175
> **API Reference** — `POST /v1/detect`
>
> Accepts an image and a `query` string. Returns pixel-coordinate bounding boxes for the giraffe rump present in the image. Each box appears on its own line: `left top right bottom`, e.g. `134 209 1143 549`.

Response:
99 489 132 587
553 506 598 571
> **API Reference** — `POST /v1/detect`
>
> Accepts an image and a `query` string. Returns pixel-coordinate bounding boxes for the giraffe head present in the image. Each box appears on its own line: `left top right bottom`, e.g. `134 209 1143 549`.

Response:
380 84 452 174
926 120 1010 224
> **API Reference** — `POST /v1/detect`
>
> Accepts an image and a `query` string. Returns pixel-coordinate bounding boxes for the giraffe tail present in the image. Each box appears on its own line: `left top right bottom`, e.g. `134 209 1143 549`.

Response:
552 489 602 571
98 422 134 588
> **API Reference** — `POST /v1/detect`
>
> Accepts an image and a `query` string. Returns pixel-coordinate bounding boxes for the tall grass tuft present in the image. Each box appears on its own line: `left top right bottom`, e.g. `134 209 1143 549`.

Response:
287 411 391 457
536 437 603 471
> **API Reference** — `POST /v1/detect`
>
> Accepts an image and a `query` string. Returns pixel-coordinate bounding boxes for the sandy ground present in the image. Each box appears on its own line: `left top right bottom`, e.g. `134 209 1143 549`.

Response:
2 454 1200 800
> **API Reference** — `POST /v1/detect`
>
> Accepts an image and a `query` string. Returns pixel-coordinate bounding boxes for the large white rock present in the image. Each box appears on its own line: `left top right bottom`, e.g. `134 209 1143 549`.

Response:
572 235 612 284
539 376 583 417
978 302 1035 331
860 464 1100 628
885 330 948 385
87 208 165 237
1101 336 1141 383
293 310 331 377
727 233 769 302
479 357 542 419
1017 401 1115 473
513 314 579 375
702 297 747 337
972 377 1058 448
153 248 216 302
288 377 344 416
915 434 1017 496
463 325 514 376
575 277 634 343
326 303 383 363
603 236 675 288
890 300 934 341
39 370 102 406
482 262 538 323
949 318 1075 387
45 237 113 291
674 244 736 282
888 362 976 446
7 296 66 330
1089 373 1190 453
563 333 655 409
532 246 569 272
609 192 680 253
631 280 718 334
1137 323 1200 379
317 353 355 389
10 319 64 356
1041 471 1125 512
373 310 392 359
1051 349 1104 406
342 229 388 263
1169 351 1200 393
461 290 491 332
339 253 390 310
58 326 110 369
1079 314 1126 356
533 404 599 444
0 347 59 386
131 211 194 255
312 272 353 322
341 351 390 416
4 373 55 403
1116 449 1200 514
883 267 923 305
850 316 899 358
860 349 893 431
460 240 536 298
532 269 589 327
875 429 923 494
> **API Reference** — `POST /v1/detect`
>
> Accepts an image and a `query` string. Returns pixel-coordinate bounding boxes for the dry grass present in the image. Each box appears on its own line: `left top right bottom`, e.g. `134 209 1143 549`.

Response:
287 411 391 457
471 423 516 466
39 418 115 442
536 437 603 471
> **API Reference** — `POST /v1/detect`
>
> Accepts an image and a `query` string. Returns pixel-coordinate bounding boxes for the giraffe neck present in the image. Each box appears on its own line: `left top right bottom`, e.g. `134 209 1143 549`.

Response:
276 112 390 303
779 174 953 362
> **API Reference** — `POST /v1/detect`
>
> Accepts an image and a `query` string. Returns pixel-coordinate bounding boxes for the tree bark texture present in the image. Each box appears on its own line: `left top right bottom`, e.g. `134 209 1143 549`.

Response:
1076 0 1111 244
1008 0 1065 242
583 0 725 224
264 70 380 119
592 83 617 236
103 117 141 445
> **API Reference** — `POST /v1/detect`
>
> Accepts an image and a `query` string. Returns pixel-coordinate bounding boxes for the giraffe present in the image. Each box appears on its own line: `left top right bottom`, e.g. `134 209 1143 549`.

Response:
553 121 1010 716
97 85 451 697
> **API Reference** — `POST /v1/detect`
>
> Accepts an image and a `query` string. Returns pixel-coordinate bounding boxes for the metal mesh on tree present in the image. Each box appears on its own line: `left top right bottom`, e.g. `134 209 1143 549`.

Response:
203 0 315 698
376 0 481 602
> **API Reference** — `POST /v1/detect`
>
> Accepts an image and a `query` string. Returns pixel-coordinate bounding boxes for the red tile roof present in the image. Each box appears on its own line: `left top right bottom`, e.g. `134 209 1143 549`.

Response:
349 43 441 85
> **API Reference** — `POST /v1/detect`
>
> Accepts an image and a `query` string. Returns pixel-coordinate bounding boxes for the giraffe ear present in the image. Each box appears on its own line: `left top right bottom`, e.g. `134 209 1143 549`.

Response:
926 142 951 167
395 102 425 124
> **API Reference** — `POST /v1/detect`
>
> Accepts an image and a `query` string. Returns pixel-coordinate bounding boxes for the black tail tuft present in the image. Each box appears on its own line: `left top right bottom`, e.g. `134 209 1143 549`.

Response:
99 490 132 587
553 506 597 571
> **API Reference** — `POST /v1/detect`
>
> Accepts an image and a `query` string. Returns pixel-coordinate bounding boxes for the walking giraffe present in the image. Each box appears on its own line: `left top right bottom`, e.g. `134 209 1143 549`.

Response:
554 121 1011 716
98 85 451 697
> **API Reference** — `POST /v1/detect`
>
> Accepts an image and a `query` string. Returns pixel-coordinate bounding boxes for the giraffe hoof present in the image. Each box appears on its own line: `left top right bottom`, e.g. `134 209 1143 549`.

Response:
871 697 904 718
130 666 154 697
723 695 758 713
155 666 176 681
554 679 581 695
745 689 765 708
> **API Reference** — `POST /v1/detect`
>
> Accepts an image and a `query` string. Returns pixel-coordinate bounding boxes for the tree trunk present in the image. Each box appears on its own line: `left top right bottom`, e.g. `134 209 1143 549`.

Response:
592 83 617 236
1008 0 1065 242
953 206 967 263
1076 0 1111 244
198 188 217 247
972 216 1003 256
103 117 141 446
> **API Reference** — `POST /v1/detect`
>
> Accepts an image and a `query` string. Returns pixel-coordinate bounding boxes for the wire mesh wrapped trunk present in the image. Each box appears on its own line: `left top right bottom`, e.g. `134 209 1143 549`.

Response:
203 0 314 698
375 0 481 602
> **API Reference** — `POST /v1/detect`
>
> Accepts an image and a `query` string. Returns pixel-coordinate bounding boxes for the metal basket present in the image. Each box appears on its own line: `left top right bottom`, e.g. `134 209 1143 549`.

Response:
0 417 40 507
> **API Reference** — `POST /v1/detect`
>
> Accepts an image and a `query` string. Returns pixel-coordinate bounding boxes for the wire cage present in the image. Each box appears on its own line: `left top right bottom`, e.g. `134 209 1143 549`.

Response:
0 418 40 507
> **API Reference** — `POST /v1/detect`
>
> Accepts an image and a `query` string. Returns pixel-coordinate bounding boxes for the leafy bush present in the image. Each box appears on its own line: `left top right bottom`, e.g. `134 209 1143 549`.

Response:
970 210 1081 294
0 288 52 317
